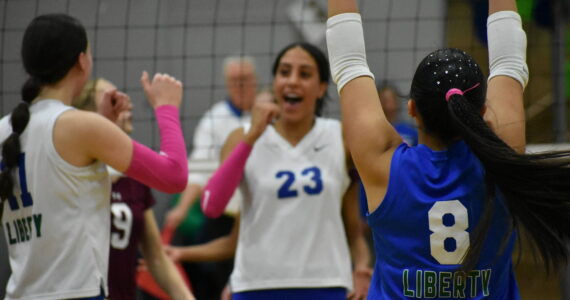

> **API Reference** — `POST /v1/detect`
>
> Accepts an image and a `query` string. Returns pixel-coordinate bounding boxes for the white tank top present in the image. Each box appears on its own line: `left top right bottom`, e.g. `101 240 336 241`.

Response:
231 118 353 292
1 99 111 300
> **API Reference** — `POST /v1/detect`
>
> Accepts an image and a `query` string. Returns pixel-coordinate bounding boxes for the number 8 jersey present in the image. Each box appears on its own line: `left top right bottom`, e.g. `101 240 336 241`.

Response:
231 118 353 293
367 141 520 299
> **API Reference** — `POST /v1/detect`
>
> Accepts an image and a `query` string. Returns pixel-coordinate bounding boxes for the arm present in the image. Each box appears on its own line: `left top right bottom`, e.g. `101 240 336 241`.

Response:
200 101 279 218
139 210 195 300
164 183 202 230
166 113 216 228
326 0 402 212
342 177 372 300
56 72 188 194
167 217 239 262
485 0 527 153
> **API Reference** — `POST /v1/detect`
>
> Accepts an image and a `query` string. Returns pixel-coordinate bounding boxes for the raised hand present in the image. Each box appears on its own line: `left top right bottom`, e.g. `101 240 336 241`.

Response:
140 71 183 108
244 101 280 145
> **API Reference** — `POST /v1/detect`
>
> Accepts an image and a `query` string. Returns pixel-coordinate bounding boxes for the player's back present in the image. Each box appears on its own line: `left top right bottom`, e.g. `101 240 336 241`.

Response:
1 99 111 300
366 141 519 299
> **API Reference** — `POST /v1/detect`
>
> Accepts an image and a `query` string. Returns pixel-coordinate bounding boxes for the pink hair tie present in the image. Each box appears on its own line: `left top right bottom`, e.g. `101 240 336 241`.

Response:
445 88 463 101
445 82 481 102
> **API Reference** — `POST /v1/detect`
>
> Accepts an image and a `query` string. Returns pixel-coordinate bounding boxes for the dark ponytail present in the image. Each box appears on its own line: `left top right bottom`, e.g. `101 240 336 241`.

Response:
411 48 570 273
0 14 87 217
448 93 570 272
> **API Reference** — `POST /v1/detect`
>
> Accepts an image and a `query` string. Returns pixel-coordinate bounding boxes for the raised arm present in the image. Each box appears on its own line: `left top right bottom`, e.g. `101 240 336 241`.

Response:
200 101 279 218
56 72 188 194
485 0 527 153
327 0 402 211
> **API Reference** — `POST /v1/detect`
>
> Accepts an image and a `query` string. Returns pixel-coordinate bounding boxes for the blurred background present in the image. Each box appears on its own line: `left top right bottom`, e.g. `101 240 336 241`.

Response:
0 0 568 298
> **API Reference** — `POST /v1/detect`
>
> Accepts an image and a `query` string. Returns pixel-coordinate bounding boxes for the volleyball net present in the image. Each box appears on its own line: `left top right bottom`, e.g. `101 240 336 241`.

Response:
0 0 567 151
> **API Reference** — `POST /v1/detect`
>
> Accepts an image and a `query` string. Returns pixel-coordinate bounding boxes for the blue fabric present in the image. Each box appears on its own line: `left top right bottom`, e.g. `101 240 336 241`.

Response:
226 99 243 117
72 287 105 300
367 141 520 299
394 122 418 146
358 122 418 218
232 288 346 300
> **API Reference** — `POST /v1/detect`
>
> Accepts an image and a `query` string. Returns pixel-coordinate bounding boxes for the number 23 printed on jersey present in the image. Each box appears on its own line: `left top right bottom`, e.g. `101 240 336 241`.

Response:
275 166 323 199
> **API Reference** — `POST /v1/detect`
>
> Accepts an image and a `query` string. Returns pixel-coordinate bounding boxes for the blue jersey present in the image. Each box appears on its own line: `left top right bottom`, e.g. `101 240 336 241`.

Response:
367 141 519 299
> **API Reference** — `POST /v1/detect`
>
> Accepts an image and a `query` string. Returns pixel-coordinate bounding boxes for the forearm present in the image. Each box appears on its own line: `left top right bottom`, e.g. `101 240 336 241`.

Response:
201 141 252 218
125 106 188 193
146 251 193 300
489 0 517 14
350 232 371 269
176 183 202 211
179 236 237 262
342 180 371 269
140 211 193 299
328 0 358 17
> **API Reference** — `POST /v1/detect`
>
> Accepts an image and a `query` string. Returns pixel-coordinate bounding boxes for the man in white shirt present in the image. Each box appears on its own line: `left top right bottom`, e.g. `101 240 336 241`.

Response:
164 56 258 300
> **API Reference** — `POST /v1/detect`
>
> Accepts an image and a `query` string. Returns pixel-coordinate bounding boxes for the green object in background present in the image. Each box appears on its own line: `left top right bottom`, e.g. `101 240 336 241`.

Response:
516 0 534 22
169 194 205 237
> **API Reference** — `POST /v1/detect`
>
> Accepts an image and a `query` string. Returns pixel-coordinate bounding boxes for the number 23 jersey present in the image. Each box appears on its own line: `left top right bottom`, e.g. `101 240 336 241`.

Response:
231 118 352 292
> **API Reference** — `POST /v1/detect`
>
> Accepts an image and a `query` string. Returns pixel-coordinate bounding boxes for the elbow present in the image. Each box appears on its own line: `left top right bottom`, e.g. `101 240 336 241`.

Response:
161 164 188 194
200 190 223 219
171 162 189 193
201 206 223 219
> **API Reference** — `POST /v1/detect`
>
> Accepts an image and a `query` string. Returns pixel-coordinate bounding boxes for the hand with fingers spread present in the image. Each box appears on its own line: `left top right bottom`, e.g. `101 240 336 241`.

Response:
140 71 183 108
98 89 133 124
244 101 280 145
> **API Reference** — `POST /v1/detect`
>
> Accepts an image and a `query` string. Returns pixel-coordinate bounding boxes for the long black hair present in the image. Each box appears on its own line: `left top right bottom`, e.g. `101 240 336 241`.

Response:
271 42 330 116
0 14 88 215
410 48 570 273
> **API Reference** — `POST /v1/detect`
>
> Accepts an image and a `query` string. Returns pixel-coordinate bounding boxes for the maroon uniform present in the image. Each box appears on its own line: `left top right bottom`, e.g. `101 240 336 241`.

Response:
108 177 156 300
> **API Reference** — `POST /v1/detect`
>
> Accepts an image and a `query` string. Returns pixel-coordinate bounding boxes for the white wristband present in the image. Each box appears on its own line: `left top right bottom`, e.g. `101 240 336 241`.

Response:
487 10 529 89
326 13 374 94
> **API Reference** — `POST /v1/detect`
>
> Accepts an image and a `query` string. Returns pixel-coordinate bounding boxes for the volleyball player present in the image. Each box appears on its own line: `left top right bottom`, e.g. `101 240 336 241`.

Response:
326 0 570 298
73 78 193 300
200 42 372 300
0 14 188 299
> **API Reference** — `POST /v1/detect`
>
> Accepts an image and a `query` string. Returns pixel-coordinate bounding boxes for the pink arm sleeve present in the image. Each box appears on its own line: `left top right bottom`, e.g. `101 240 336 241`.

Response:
125 105 188 194
201 141 252 218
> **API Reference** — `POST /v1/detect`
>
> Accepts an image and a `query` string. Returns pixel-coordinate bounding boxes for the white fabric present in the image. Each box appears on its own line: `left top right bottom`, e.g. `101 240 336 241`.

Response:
188 100 250 215
1 100 110 300
326 12 375 94
231 118 352 292
487 10 529 89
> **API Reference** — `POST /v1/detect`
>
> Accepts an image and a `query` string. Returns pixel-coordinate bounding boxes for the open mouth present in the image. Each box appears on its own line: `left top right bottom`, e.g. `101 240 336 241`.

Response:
284 94 302 104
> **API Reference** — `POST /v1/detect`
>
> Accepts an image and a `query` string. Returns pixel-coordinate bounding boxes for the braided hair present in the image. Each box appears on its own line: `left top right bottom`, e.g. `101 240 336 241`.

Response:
0 14 87 218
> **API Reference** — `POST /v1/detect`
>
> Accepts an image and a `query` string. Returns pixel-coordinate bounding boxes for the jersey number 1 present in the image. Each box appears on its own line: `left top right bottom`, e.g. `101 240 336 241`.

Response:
0 153 34 211
428 200 470 265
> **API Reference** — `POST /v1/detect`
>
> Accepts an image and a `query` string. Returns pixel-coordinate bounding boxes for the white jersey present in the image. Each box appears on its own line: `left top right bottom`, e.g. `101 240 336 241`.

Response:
1 100 111 300
231 118 352 292
189 100 250 215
